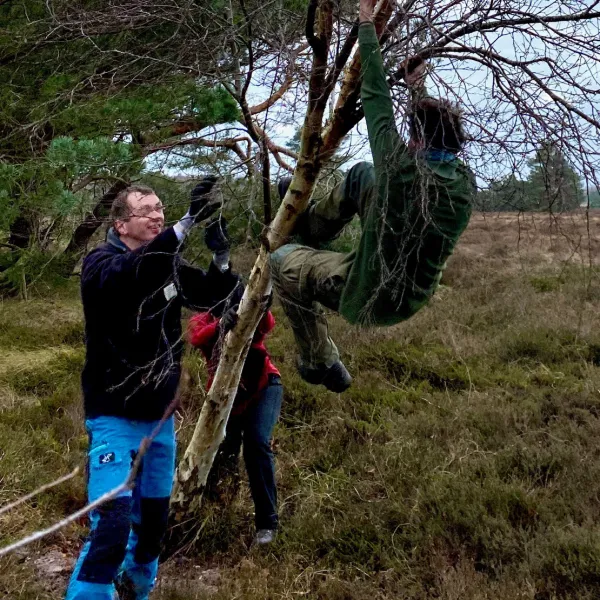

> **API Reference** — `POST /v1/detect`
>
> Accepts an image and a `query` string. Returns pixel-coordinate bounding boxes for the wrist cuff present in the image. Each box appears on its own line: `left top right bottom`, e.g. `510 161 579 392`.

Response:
212 250 230 272
173 213 194 241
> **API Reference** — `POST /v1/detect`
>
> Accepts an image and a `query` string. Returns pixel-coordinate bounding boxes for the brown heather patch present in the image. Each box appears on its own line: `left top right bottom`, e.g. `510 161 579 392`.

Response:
3 211 600 598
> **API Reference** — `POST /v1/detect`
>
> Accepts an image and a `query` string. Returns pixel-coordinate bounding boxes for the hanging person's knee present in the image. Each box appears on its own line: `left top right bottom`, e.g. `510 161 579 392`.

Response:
346 161 375 182
270 244 302 273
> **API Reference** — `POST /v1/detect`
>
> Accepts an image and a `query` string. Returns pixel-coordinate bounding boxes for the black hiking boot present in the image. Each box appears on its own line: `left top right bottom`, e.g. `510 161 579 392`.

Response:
297 358 352 393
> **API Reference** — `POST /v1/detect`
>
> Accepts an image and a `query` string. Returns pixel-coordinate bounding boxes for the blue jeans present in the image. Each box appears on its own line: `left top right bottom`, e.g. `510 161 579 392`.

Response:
218 377 283 530
65 416 176 600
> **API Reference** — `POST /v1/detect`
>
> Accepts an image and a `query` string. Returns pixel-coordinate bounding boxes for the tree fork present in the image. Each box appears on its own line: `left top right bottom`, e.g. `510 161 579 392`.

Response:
170 0 339 528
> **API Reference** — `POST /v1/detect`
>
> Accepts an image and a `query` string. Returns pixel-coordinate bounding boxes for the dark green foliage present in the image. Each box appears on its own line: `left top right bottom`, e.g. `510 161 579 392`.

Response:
478 141 584 213
588 189 600 208
475 174 530 212
530 275 562 293
527 141 584 212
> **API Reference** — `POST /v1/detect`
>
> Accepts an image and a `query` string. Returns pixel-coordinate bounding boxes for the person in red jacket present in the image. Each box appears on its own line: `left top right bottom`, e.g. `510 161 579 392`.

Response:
188 219 282 546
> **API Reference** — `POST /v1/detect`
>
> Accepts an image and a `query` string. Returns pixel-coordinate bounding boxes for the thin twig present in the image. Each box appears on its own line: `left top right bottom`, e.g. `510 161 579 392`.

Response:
0 396 179 559
0 468 80 517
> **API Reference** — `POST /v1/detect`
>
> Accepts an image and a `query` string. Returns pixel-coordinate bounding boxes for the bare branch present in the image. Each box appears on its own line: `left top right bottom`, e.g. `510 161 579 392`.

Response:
0 396 179 558
249 43 309 115
0 468 80 518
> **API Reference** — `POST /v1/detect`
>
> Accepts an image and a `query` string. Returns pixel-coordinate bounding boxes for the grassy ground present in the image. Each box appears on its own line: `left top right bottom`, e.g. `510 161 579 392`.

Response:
2 212 600 598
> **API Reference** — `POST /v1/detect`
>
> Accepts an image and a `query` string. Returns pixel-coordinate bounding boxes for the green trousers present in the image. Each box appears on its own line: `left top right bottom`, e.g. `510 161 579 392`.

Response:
270 161 375 367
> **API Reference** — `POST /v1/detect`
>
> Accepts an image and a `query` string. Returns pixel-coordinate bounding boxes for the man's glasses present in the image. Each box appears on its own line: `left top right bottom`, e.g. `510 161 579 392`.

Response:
126 204 164 219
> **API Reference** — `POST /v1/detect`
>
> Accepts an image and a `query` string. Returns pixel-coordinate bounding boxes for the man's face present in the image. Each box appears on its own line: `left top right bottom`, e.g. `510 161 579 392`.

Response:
115 192 165 250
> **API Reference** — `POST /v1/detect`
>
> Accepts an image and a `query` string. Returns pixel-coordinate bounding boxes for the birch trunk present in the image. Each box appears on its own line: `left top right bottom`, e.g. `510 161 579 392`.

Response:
170 249 272 518
171 0 394 526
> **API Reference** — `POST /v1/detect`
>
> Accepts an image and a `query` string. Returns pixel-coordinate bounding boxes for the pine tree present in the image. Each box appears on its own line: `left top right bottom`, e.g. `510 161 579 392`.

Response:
477 174 529 212
587 189 600 208
0 1 240 292
526 141 584 212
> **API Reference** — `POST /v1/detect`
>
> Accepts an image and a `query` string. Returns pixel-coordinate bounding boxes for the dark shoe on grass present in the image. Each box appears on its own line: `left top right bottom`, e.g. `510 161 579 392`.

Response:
297 358 352 393
254 528 276 546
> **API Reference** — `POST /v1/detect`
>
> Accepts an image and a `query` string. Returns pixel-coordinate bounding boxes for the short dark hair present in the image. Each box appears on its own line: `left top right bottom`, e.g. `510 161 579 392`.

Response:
110 185 156 225
408 97 466 152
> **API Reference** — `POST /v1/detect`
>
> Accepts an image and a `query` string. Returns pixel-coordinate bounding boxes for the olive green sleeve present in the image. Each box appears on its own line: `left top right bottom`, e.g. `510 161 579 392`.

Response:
358 22 404 168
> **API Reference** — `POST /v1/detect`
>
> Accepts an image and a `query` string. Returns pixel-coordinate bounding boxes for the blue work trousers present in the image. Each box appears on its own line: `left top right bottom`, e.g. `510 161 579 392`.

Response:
65 415 176 600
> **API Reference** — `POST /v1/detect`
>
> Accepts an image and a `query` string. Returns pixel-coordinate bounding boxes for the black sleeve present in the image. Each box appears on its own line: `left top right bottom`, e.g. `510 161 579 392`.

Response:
176 259 242 312
82 227 182 294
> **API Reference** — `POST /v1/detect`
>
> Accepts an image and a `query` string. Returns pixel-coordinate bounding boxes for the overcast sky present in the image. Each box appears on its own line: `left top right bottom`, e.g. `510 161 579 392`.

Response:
151 16 600 192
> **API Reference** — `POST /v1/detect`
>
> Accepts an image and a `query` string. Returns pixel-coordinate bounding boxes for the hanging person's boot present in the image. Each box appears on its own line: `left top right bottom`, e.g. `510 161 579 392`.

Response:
296 357 352 393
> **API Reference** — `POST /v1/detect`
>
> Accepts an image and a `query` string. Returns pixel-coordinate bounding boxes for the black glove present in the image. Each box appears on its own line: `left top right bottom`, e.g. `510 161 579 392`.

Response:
220 304 239 333
204 216 230 253
189 176 221 223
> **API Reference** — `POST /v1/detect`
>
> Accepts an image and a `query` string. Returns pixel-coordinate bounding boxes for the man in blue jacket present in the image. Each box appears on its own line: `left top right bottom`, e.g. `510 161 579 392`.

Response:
66 179 240 600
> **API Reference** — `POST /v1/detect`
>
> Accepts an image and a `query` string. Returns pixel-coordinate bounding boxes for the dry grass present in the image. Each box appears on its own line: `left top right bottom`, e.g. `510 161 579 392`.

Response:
2 212 600 598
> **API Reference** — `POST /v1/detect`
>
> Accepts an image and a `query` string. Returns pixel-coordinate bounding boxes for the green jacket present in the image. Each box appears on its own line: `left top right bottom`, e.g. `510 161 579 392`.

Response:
339 23 475 326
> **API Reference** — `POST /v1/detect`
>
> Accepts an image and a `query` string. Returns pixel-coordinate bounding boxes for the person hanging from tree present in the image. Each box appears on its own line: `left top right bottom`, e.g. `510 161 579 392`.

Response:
188 217 283 546
66 178 242 600
271 0 476 392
